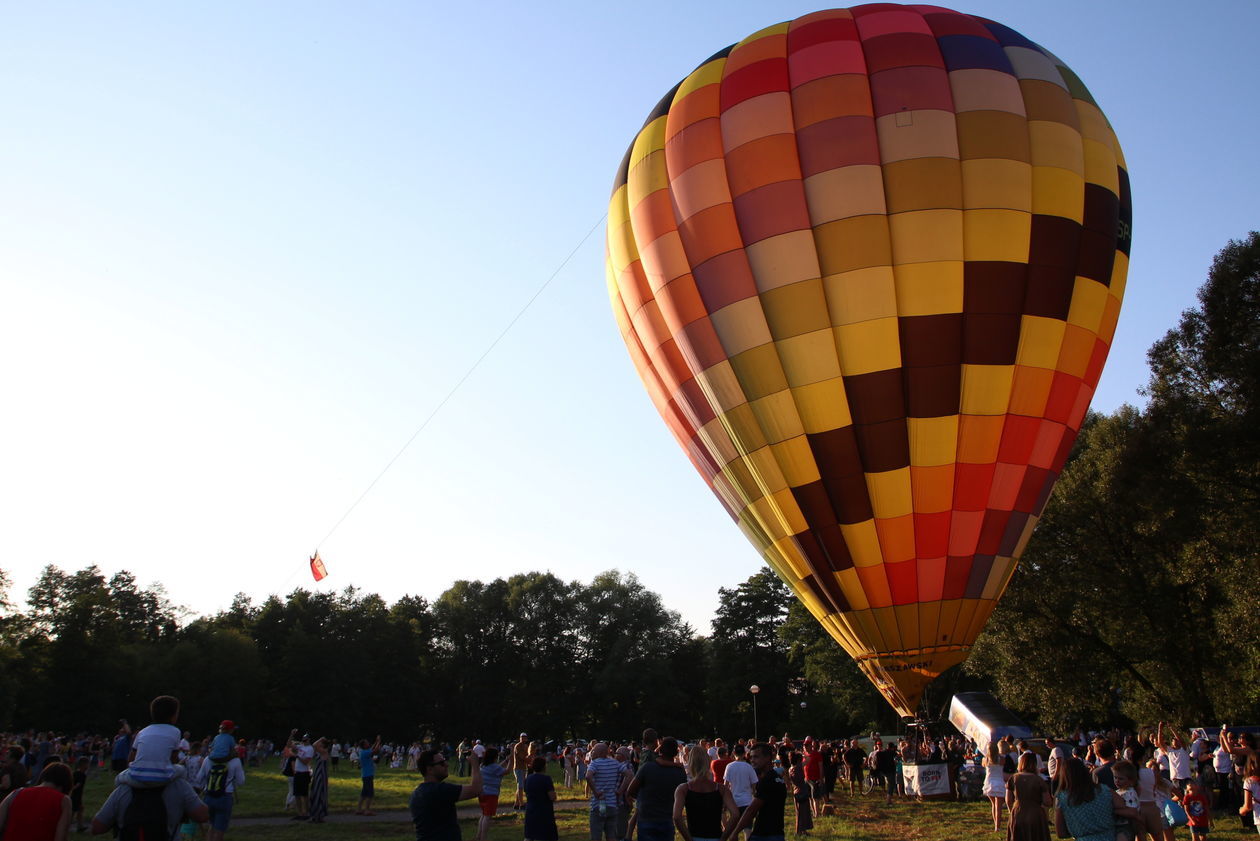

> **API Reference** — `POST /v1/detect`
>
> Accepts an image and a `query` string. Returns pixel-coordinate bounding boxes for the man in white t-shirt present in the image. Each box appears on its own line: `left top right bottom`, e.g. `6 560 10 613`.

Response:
723 745 759 817
1156 722 1192 791
472 740 486 759
291 735 315 819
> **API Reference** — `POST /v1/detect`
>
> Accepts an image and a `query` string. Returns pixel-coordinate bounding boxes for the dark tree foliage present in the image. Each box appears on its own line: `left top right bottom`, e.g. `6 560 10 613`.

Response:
705 568 796 738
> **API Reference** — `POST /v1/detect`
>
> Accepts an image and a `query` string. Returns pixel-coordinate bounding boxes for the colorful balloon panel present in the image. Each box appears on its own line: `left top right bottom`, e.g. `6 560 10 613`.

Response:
607 4 1131 717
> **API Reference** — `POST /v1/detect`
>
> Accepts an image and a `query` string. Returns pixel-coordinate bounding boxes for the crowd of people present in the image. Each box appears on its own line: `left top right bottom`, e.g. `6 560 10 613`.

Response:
1 710 1257 841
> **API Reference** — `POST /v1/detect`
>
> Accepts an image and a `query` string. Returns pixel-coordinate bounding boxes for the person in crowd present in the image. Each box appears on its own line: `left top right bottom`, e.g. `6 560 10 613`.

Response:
0 747 29 803
674 738 736 841
117 695 185 788
627 737 688 841
1239 754 1260 837
586 742 622 841
477 746 509 841
721 743 786 841
722 744 759 828
0 761 72 841
289 733 314 820
1212 730 1235 812
1135 753 1164 840
1148 759 1177 841
357 735 382 816
196 740 245 841
800 739 823 817
983 740 1008 833
784 753 812 836
1053 757 1139 841
109 722 132 774
524 756 558 841
455 739 470 777
510 734 531 810
70 756 90 833
1006 751 1052 841
1155 723 1192 794
1111 760 1142 841
209 721 237 763
711 746 733 785
411 748 482 841
1180 778 1212 840
871 739 897 807
91 765 208 839
842 740 866 797
613 745 637 841
308 737 330 823
1090 738 1117 790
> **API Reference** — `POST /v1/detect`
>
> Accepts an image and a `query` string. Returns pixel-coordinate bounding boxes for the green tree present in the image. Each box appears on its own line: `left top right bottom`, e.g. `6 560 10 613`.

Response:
706 568 796 738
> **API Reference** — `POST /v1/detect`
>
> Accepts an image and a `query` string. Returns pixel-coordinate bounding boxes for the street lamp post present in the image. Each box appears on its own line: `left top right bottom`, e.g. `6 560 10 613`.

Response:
750 684 760 741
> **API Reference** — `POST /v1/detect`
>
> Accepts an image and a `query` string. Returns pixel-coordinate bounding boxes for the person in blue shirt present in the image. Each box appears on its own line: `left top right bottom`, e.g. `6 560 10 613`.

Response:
477 747 509 841
110 721 133 773
356 736 382 816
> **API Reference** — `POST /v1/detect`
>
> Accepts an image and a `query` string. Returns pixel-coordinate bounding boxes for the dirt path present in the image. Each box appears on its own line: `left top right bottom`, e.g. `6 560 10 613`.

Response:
232 799 591 826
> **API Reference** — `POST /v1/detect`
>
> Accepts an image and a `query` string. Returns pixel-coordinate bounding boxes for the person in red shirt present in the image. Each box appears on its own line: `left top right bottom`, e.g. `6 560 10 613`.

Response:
802 738 823 817
710 746 733 784
1180 779 1212 840
0 761 72 841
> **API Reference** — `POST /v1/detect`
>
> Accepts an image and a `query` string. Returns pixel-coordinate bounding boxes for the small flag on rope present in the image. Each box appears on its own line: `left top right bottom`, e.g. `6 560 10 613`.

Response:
310 551 328 582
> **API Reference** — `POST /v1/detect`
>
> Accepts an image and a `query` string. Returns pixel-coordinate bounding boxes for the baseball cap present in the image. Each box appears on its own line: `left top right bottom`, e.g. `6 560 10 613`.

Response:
220 720 236 731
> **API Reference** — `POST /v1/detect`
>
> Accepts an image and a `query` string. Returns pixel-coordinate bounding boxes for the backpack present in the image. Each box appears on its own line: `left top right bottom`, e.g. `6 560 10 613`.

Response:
205 761 229 796
282 755 296 777
120 785 168 841
1002 754 1017 774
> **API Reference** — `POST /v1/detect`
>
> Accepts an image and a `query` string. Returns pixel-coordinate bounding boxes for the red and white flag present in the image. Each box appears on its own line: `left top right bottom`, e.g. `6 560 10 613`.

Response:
310 551 328 582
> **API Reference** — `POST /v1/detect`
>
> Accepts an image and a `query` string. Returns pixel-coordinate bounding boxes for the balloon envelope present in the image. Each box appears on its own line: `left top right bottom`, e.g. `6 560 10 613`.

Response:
606 4 1130 717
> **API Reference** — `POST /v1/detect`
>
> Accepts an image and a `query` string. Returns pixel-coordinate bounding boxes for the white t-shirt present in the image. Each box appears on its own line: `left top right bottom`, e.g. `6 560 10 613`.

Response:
472 743 486 758
1214 745 1233 774
130 723 182 781
1244 778 1260 823
723 759 759 808
294 744 315 773
1138 767 1157 803
1167 747 1191 780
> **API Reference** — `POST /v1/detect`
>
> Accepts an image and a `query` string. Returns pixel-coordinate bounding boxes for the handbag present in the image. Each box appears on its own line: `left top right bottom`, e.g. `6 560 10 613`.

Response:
1162 799 1189 828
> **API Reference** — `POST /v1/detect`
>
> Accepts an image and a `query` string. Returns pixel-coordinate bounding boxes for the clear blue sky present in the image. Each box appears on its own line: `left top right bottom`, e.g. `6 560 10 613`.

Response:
2 0 1256 632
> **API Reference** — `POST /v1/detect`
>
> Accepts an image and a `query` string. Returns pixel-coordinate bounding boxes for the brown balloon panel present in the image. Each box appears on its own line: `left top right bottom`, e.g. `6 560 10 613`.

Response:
607 5 1129 715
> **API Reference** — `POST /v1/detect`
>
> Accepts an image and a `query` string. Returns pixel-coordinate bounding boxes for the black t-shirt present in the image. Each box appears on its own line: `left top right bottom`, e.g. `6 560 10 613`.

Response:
751 772 786 837
874 747 896 773
843 748 866 770
410 781 462 841
634 761 687 822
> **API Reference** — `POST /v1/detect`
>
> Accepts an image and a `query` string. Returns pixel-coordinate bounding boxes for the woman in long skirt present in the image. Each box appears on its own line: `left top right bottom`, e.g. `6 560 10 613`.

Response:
308 738 331 823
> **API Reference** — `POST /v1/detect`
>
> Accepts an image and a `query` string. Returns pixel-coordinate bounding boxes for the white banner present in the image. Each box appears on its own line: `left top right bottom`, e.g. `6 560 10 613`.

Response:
902 763 951 796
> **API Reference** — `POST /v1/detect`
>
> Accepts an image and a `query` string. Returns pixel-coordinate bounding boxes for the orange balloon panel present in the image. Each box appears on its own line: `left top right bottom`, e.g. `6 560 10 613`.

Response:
606 5 1131 717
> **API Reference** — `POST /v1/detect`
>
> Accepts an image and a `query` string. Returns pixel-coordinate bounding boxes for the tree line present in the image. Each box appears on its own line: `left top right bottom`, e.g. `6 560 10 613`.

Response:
0 234 1256 742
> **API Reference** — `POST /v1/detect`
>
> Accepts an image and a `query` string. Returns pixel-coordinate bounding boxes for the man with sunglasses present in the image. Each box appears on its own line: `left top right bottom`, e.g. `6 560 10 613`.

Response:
411 749 482 841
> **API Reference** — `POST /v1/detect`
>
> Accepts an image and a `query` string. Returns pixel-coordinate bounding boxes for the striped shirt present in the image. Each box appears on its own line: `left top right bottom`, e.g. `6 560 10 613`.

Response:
586 757 623 809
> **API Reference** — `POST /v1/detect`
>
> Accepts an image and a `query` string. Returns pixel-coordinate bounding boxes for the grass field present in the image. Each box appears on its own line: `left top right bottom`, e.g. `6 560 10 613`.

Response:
76 762 1259 841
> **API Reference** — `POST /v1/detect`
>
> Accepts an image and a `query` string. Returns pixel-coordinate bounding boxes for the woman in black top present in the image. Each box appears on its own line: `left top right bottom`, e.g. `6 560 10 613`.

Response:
674 743 736 841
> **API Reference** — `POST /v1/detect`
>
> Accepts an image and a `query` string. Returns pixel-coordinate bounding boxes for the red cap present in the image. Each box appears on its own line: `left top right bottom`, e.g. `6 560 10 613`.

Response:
220 720 236 731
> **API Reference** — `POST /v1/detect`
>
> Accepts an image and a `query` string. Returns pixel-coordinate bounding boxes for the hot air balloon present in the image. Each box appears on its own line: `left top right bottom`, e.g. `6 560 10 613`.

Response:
605 4 1130 718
